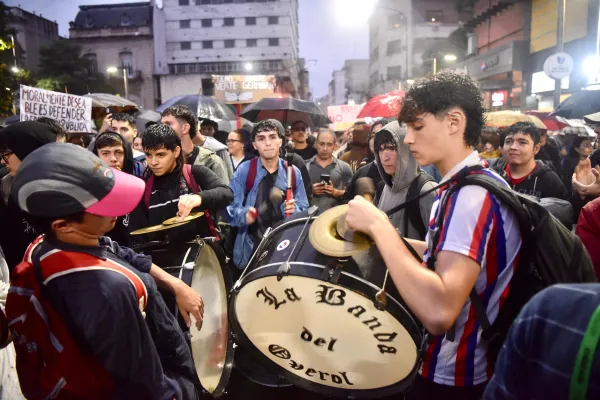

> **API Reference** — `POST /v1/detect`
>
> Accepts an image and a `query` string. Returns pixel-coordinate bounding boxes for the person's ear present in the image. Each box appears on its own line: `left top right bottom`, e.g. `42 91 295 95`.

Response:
174 146 181 158
252 142 257 151
447 108 466 137
533 143 541 156
182 123 190 136
51 219 77 235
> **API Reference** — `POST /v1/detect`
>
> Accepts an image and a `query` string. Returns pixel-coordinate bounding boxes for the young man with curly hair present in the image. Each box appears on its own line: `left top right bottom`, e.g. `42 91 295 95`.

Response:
346 73 522 399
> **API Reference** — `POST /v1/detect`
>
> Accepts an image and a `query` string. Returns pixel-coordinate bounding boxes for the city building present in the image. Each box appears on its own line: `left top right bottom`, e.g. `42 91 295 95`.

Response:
527 0 600 110
448 0 530 110
153 0 302 102
7 6 59 73
328 69 346 106
368 0 462 96
343 59 369 104
69 2 157 109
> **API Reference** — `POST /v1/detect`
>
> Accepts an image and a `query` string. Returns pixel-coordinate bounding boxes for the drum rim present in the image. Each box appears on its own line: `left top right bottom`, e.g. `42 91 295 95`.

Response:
229 262 422 398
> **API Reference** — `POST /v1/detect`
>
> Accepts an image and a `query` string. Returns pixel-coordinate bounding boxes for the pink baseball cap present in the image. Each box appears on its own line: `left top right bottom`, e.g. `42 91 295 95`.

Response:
12 142 145 218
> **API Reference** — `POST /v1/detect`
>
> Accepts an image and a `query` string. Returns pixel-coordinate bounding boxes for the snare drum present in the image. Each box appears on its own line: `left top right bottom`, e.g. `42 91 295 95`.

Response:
142 239 234 397
229 212 423 399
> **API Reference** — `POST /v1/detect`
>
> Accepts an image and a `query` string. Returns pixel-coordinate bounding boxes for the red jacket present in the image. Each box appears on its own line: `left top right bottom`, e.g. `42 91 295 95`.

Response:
576 197 600 278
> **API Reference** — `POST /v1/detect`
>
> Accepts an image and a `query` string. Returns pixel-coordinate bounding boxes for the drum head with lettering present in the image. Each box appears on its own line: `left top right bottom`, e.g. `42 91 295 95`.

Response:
189 244 234 397
230 271 421 398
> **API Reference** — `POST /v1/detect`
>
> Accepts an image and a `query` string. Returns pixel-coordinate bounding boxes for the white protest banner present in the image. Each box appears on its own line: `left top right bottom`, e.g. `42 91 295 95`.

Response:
20 85 93 132
327 104 364 131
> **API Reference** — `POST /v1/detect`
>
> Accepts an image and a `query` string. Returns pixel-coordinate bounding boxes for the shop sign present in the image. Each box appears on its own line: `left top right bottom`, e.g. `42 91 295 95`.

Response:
543 52 574 80
491 90 508 107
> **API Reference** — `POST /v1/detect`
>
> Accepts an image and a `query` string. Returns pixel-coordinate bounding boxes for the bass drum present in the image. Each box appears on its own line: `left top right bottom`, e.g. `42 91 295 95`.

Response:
229 211 423 399
141 239 234 397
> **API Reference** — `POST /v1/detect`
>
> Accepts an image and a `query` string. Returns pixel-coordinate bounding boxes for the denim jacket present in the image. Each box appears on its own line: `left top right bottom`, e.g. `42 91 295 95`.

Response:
227 157 308 268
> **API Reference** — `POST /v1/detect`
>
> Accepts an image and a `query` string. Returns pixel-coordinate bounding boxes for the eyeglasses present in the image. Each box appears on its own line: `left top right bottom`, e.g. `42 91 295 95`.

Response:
0 151 13 163
291 126 307 132
226 139 243 144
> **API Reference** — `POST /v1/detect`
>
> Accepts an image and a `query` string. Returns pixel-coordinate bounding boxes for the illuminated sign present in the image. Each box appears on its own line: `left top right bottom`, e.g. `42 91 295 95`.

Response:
491 90 508 107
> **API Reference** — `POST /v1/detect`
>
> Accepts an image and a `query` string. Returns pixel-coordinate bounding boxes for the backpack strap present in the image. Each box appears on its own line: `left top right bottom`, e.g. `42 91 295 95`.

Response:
144 174 155 210
182 164 219 238
403 173 435 239
243 158 296 204
33 248 148 314
570 305 600 400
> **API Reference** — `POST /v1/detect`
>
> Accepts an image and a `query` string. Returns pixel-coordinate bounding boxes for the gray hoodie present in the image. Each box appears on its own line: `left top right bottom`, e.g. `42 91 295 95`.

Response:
374 121 436 240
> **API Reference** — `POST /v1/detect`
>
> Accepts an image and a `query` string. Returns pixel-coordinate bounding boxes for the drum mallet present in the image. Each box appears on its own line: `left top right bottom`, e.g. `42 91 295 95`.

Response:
356 177 376 203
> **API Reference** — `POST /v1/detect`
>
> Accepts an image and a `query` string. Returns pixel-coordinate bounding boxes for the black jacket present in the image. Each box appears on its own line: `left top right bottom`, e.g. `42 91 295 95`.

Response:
90 131 136 247
536 138 562 174
493 160 568 200
130 165 233 246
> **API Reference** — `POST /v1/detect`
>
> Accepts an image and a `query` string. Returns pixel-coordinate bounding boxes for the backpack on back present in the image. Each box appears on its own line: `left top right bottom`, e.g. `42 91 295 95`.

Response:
6 236 148 400
428 170 597 365
244 157 296 202
404 172 435 240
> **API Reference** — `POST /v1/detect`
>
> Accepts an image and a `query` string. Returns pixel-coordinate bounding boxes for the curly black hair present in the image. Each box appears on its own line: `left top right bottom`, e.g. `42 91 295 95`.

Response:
161 105 198 139
500 122 540 146
398 72 486 148
112 112 137 127
142 124 184 179
251 119 285 141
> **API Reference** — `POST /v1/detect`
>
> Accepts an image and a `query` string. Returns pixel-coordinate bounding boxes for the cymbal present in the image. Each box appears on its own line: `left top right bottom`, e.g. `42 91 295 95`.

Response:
163 211 204 226
336 214 368 243
130 220 190 236
309 205 372 257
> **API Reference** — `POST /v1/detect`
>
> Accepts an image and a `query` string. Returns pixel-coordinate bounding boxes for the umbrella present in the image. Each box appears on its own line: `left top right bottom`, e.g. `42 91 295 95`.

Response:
156 94 235 122
84 93 139 109
523 111 569 131
485 111 546 129
551 90 600 120
356 90 405 119
136 109 161 132
240 97 332 126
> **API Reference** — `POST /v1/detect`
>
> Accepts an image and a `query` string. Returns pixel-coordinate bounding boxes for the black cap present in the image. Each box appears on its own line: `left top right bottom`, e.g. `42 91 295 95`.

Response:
11 142 145 218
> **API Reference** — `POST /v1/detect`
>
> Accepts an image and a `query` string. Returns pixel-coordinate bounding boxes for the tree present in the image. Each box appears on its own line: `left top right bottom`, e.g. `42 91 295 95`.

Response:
36 39 116 95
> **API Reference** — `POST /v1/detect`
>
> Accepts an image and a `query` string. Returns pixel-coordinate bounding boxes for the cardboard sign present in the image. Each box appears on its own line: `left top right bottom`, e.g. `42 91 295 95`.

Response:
327 104 364 131
19 85 93 132
213 75 276 104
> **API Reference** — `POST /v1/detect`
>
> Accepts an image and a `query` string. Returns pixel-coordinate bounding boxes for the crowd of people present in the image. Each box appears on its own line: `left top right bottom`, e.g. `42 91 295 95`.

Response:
0 71 598 399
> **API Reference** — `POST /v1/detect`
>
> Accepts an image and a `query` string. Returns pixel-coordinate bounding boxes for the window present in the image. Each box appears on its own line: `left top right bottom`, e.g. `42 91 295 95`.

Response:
426 10 443 23
370 46 379 61
387 39 402 55
268 38 279 46
224 0 233 3
269 60 280 70
387 13 403 28
202 19 212 28
247 39 257 47
181 41 191 50
83 53 97 75
198 0 211 3
245 17 256 25
119 52 134 75
120 13 131 26
180 20 191 28
176 64 186 74
268 16 279 25
225 39 235 48
224 17 234 26
179 0 189 5
387 66 402 80
203 41 213 49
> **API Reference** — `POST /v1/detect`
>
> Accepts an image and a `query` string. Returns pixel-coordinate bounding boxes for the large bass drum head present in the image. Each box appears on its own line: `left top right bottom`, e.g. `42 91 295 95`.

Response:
190 243 234 397
230 268 421 398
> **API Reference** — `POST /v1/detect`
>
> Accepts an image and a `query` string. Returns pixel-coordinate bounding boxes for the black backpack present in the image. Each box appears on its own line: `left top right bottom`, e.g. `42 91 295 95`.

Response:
428 169 597 365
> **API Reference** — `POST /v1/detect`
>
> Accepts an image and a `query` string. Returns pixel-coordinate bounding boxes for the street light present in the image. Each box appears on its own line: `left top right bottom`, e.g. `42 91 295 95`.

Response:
107 66 128 99
433 54 457 75
10 66 19 73
244 63 253 72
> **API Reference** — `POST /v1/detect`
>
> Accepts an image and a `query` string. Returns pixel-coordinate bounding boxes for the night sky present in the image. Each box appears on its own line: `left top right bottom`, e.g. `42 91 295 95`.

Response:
6 0 369 99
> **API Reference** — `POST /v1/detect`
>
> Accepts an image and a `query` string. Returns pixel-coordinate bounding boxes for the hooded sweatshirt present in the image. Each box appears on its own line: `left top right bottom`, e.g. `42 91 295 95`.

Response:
90 131 137 246
374 121 436 240
493 159 568 200
0 122 56 271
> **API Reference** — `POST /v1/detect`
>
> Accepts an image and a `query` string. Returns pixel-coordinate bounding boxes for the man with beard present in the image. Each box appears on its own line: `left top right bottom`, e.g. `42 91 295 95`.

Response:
0 122 56 271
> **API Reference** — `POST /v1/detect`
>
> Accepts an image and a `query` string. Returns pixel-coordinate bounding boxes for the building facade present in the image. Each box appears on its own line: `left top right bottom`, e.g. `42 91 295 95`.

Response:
449 0 530 110
343 59 369 104
328 69 346 106
69 2 157 109
154 0 302 102
8 7 59 73
368 0 461 96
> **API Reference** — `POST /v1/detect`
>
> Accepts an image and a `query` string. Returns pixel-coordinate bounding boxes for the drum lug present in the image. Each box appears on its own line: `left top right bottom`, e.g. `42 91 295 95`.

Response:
276 261 291 281
321 261 343 284
232 280 241 292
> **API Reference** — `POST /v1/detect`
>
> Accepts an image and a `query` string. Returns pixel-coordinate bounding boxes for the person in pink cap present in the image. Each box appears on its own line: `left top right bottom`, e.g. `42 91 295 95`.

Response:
7 143 202 400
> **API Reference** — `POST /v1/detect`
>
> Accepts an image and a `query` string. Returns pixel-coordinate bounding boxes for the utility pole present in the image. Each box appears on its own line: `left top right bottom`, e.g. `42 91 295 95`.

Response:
553 0 566 108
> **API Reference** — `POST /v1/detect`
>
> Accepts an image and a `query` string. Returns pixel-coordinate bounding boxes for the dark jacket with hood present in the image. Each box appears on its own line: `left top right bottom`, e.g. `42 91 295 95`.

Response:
90 131 136 247
0 122 56 271
374 121 436 240
492 160 568 200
